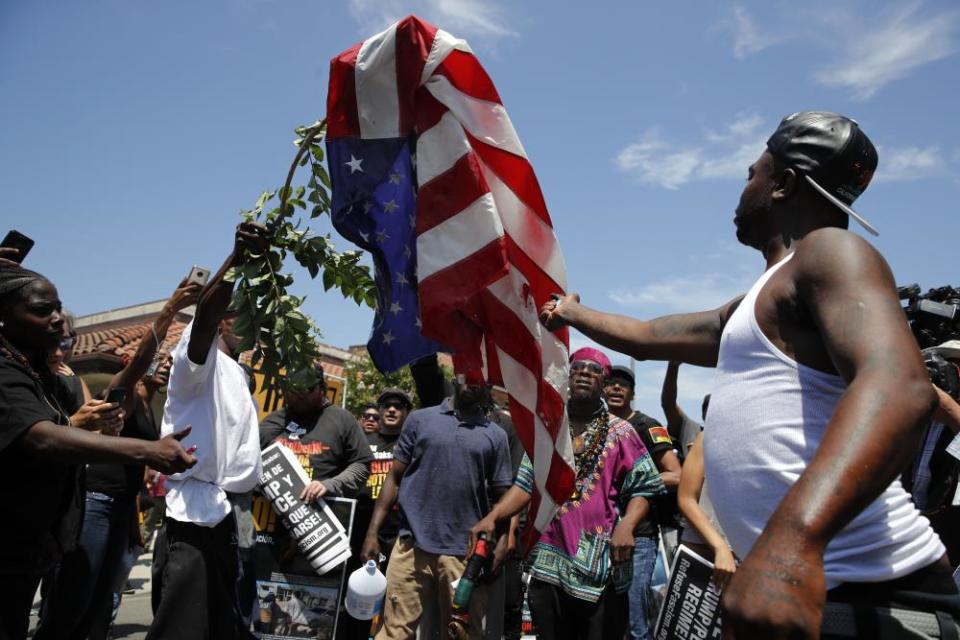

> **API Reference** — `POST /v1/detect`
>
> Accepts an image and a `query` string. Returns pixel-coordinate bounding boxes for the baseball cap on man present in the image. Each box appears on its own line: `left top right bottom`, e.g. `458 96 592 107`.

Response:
608 365 635 389
377 387 413 408
766 111 879 237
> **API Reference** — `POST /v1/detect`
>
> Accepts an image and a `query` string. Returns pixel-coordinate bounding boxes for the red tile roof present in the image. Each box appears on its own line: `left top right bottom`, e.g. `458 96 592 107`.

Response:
77 319 348 379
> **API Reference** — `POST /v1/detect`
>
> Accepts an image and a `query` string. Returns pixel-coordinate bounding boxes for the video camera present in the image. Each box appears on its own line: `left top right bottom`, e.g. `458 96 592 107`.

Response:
899 284 960 397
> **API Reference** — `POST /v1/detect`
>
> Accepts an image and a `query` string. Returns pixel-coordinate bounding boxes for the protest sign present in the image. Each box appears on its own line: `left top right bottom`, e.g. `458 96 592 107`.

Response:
259 442 351 574
654 545 724 640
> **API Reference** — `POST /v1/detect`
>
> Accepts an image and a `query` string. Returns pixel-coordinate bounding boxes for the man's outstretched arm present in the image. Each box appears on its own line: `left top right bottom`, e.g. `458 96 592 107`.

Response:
541 293 742 367
721 229 938 639
188 222 268 365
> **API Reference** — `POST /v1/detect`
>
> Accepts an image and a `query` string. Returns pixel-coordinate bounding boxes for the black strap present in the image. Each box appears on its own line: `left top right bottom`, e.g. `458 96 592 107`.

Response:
853 604 881 638
937 611 960 640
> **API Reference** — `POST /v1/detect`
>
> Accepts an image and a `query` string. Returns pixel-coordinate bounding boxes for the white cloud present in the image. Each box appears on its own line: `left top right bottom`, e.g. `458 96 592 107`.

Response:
615 114 767 189
814 4 959 100
874 145 944 182
609 271 753 313
615 133 702 190
723 6 781 59
346 0 516 39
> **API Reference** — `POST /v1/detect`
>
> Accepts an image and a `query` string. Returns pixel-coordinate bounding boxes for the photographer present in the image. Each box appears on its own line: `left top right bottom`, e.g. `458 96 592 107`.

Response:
906 341 960 566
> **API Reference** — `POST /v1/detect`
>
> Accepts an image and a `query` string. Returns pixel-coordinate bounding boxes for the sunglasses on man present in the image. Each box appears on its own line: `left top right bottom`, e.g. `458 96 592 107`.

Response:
570 360 603 375
360 412 380 421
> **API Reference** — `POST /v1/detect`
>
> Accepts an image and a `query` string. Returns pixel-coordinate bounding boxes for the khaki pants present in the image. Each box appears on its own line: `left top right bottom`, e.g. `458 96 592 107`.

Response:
376 536 487 640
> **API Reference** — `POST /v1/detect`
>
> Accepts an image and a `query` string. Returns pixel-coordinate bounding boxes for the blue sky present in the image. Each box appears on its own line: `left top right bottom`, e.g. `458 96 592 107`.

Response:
2 0 958 420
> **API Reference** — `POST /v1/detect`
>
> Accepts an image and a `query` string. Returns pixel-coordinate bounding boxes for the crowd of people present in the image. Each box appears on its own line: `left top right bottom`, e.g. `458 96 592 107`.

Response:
2 109 960 640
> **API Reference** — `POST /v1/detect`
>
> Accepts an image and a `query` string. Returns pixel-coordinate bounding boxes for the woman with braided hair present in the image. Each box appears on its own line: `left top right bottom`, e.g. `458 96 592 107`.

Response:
0 263 197 639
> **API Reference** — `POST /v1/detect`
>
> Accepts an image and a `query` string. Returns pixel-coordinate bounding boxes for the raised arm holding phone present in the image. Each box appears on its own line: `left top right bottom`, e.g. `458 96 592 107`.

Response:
147 221 271 640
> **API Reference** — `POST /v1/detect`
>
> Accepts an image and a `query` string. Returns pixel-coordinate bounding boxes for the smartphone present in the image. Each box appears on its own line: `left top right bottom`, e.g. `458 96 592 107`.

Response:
1 230 35 263
186 265 211 287
105 387 128 405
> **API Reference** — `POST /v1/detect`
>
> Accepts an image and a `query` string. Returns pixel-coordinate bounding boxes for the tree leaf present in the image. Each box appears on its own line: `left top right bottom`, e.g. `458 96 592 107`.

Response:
315 165 332 189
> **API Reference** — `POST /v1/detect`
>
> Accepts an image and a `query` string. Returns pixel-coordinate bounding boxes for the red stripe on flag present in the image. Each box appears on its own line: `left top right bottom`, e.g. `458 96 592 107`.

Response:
507 397 536 456
419 239 508 316
394 17 437 136
413 88 448 135
326 43 362 139
547 450 576 504
504 235 564 306
433 49 503 104
475 290 566 441
416 152 489 234
476 290 543 385
467 132 551 226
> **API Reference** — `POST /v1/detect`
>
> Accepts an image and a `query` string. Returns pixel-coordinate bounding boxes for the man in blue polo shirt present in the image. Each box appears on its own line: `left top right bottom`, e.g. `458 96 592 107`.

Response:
361 380 513 640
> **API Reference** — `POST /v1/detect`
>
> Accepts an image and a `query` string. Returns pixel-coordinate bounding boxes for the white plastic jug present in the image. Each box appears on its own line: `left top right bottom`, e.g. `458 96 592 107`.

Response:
345 560 387 620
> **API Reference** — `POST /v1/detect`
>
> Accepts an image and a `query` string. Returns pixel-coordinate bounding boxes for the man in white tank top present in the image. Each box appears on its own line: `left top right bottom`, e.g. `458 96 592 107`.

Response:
540 112 956 638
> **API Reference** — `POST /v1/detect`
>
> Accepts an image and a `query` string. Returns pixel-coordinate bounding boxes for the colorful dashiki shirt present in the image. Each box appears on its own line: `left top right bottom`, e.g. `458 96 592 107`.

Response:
515 414 665 602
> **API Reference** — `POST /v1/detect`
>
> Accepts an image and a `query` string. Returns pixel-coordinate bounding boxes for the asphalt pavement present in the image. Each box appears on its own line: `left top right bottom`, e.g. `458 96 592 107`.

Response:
29 549 154 639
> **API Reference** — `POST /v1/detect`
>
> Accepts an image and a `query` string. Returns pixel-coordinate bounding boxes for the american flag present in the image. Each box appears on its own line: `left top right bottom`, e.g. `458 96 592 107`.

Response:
325 15 575 539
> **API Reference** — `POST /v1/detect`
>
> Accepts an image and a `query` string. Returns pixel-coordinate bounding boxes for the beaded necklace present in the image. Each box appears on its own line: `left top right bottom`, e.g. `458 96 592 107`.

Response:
570 412 609 501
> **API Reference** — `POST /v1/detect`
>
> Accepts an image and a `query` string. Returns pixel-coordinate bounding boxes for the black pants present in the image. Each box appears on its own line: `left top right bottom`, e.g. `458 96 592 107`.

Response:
528 578 627 640
146 515 251 640
0 573 41 640
502 555 524 640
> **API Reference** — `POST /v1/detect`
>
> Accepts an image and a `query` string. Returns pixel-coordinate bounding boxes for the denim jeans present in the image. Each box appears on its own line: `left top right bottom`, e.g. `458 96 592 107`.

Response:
627 535 660 640
35 492 134 640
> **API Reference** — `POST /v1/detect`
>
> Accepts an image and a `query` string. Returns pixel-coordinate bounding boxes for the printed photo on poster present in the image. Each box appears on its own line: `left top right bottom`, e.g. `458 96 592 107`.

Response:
255 579 339 640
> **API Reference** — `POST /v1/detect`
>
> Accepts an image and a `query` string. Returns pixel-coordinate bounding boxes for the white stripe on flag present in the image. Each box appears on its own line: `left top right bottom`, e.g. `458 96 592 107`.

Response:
355 22 400 138
486 269 573 462
416 112 471 185
425 74 527 158
420 28 474 86
482 164 568 291
495 345 538 416
416 193 504 280
495 344 563 531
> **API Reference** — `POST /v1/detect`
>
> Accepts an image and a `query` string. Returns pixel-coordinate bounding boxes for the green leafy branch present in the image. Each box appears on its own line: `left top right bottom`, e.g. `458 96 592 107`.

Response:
228 119 378 392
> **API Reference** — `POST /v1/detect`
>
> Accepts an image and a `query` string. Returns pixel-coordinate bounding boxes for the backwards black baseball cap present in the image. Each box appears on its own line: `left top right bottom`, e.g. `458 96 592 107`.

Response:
766 111 879 236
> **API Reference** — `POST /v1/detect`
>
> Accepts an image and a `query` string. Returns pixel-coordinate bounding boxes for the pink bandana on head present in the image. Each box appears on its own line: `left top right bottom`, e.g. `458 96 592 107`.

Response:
569 347 611 378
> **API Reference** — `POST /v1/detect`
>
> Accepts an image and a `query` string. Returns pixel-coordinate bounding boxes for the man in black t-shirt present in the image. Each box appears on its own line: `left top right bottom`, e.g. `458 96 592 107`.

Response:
604 365 681 640
359 388 413 551
260 367 373 501
339 388 412 640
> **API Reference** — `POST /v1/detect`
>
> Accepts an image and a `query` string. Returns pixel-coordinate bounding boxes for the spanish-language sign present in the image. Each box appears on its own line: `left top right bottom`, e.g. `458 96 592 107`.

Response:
654 545 724 640
259 443 352 575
